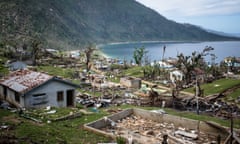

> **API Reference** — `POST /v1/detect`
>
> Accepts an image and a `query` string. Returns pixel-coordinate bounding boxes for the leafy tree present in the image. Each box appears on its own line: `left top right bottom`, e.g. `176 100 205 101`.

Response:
31 39 42 66
176 46 214 84
176 53 192 84
0 57 8 77
133 47 148 66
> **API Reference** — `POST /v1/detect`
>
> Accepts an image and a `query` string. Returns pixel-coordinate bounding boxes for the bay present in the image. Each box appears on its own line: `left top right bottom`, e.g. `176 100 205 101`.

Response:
99 41 240 64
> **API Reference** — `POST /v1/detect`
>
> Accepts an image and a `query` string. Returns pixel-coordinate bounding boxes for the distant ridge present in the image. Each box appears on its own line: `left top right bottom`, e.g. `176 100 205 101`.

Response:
205 29 240 38
0 0 239 50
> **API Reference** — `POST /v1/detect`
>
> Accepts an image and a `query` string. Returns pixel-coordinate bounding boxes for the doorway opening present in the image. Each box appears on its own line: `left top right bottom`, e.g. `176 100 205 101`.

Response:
66 90 74 107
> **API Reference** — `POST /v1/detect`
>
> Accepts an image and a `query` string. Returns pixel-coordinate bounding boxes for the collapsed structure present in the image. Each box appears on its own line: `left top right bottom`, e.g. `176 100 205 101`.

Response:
84 108 233 144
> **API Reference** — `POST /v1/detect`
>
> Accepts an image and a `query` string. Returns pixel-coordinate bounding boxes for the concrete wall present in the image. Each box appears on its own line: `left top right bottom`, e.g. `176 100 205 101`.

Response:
87 109 133 129
120 77 141 89
85 108 229 140
133 108 228 138
25 80 76 108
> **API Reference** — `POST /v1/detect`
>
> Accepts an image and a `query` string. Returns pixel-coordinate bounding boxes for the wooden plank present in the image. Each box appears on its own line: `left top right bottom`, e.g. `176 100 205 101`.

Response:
233 132 240 143
223 134 231 144
174 130 198 139
167 134 186 144
223 132 240 144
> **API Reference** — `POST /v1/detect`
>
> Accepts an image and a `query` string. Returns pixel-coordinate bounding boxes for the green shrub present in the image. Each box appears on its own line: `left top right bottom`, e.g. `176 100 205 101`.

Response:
116 136 126 144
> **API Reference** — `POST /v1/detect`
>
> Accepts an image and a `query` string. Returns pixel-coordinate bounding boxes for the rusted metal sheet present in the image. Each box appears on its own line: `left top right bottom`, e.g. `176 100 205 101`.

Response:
0 70 52 93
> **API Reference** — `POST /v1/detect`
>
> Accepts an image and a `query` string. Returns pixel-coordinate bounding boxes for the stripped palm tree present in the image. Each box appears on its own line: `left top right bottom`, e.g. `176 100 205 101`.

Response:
84 44 96 72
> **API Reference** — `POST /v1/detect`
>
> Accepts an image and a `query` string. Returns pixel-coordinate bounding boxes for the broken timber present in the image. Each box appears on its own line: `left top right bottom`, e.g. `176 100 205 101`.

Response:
205 121 240 144
174 130 198 140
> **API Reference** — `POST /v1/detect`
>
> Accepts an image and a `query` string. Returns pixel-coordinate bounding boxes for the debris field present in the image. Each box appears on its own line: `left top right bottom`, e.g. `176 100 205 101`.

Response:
101 115 220 144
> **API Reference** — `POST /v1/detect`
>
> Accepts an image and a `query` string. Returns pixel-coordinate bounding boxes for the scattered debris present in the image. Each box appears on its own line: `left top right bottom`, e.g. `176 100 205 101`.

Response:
85 109 227 144
150 109 166 114
0 101 10 109
0 125 9 130
53 112 81 122
20 114 42 123
46 110 56 114
174 130 198 140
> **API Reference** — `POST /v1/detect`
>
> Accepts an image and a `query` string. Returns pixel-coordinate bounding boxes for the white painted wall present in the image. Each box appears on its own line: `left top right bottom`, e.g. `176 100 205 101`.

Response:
24 80 76 108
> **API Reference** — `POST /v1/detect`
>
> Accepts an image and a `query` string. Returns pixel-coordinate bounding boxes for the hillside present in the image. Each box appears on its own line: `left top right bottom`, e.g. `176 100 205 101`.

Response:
0 0 239 50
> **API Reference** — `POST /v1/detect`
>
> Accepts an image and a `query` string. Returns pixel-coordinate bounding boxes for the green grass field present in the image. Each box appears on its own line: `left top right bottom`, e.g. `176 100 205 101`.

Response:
122 66 144 77
37 66 76 79
184 78 240 96
1 105 239 144
0 108 112 144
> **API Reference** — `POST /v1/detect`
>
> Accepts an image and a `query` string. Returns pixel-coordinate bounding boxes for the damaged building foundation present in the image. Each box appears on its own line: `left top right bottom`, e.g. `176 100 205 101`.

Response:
84 108 233 144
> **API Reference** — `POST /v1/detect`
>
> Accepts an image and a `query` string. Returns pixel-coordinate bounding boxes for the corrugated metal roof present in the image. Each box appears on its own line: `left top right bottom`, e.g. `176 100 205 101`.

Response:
0 70 52 93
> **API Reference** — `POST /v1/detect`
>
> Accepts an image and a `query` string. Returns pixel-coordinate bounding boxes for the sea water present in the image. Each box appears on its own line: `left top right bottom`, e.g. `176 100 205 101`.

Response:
99 41 240 64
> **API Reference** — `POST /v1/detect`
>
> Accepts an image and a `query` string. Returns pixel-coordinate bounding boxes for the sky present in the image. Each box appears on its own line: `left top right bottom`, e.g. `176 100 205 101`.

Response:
136 0 240 34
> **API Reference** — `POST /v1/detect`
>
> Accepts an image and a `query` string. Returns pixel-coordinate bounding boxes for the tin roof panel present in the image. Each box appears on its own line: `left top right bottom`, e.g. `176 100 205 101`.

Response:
0 70 52 93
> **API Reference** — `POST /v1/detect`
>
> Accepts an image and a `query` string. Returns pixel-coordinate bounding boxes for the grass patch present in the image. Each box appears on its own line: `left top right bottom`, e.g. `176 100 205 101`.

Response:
122 66 143 77
25 107 82 122
227 88 240 100
0 108 112 144
107 76 120 83
0 109 13 119
37 66 76 79
15 117 111 144
0 56 9 76
184 78 240 96
1 105 239 143
36 66 82 85
165 108 240 129
107 105 240 129
225 88 240 107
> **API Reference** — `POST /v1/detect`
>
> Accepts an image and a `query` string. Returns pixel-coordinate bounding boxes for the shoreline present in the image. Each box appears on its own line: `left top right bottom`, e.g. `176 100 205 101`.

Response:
95 47 111 59
97 41 240 63
97 40 208 46
97 40 240 47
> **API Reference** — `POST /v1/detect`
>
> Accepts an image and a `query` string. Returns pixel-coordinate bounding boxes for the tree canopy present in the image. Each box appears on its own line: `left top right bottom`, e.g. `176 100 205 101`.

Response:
133 47 148 66
176 46 214 84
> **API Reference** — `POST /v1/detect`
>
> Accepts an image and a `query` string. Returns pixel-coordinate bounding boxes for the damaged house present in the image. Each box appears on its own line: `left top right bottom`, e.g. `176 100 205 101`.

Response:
120 77 141 89
0 70 79 109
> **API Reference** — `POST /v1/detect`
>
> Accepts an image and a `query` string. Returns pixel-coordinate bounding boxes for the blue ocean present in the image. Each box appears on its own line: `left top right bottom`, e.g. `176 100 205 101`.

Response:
99 41 240 64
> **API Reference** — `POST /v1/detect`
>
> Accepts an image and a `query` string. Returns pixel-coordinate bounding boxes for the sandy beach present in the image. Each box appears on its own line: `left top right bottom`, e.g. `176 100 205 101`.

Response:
95 46 111 59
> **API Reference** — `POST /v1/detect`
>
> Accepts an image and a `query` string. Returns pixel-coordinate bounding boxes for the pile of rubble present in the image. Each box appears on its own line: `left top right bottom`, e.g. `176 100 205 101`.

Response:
101 115 220 144
76 92 141 108
79 73 240 120
173 94 240 119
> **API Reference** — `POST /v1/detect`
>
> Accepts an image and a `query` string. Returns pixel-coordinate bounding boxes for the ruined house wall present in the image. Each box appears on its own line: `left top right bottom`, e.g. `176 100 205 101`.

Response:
133 108 228 138
120 77 141 89
85 108 229 141
108 108 133 122
87 109 133 129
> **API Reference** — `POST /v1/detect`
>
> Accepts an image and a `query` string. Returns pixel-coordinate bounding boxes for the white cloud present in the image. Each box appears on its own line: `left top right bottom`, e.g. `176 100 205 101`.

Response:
136 0 240 17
